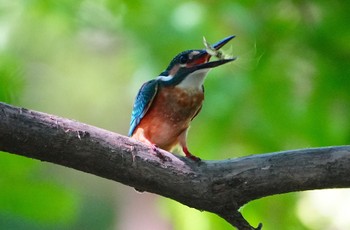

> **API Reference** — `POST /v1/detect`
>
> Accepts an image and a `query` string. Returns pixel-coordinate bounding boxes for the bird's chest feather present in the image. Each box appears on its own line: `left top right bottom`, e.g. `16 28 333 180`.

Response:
135 86 204 149
155 86 204 124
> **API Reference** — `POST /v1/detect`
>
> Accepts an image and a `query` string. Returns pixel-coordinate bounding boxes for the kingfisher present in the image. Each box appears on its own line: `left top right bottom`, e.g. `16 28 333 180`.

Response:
128 35 236 161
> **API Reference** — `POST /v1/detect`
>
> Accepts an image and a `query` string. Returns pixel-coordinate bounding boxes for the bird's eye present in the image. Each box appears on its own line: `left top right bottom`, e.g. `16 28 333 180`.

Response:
179 55 188 64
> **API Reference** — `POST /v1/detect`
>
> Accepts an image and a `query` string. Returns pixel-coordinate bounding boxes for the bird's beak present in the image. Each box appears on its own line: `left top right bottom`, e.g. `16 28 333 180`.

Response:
190 35 236 70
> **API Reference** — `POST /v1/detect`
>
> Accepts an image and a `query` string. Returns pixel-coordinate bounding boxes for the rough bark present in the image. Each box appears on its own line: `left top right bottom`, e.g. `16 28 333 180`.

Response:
1 102 349 230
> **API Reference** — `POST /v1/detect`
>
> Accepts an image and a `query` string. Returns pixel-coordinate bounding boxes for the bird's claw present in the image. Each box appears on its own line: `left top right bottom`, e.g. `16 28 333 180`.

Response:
183 146 201 162
151 145 168 161
188 155 201 162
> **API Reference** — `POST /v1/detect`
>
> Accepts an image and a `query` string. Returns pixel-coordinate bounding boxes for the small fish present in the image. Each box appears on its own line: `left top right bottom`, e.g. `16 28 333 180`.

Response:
203 36 233 60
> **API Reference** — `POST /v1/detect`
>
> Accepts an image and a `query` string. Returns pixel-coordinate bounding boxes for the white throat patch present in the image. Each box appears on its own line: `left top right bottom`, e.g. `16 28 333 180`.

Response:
157 75 173 81
177 69 211 90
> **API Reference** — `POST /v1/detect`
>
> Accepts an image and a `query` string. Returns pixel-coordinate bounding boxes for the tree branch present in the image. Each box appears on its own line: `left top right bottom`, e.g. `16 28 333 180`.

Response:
1 101 350 229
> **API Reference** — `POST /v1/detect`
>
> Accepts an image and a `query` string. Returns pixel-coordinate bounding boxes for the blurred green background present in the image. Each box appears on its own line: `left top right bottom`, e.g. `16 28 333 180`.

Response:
1 0 350 229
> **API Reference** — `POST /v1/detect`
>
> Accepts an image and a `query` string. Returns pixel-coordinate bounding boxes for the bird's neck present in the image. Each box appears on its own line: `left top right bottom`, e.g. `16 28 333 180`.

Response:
176 69 210 90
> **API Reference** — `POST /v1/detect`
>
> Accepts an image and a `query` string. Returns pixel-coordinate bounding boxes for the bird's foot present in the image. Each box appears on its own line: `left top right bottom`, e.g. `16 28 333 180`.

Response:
183 147 201 162
188 154 201 162
151 144 167 161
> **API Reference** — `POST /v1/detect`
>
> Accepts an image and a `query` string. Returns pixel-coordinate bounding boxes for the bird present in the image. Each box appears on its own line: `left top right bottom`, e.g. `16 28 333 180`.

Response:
128 35 236 161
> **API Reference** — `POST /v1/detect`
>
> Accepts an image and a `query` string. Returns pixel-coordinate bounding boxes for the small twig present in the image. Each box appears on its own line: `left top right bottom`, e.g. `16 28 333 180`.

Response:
218 211 262 230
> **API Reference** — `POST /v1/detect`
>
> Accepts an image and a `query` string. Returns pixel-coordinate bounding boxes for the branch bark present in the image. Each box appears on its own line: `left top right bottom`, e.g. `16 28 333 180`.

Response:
1 101 350 229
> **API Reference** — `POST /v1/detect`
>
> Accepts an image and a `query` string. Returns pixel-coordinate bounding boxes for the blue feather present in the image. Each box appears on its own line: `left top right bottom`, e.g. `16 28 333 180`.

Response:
128 79 159 136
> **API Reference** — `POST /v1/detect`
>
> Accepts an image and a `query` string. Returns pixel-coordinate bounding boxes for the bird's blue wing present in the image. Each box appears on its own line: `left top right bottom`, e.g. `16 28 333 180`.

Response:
128 79 159 136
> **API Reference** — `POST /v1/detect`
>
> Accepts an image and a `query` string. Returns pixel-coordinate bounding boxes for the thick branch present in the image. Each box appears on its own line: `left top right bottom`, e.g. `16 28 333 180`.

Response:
1 102 350 230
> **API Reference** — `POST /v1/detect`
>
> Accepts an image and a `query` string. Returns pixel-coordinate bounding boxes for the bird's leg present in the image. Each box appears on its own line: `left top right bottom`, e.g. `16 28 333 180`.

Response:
178 129 201 162
132 129 166 161
182 146 201 162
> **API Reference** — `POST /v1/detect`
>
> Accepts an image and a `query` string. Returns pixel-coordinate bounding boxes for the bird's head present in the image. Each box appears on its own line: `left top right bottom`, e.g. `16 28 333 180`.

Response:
157 35 236 88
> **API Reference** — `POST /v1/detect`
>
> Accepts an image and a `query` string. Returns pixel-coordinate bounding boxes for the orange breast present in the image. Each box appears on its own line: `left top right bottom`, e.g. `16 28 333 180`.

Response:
133 86 204 151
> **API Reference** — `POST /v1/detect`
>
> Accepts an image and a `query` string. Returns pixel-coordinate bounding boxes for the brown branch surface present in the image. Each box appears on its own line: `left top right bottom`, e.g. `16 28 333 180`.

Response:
1 102 350 230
